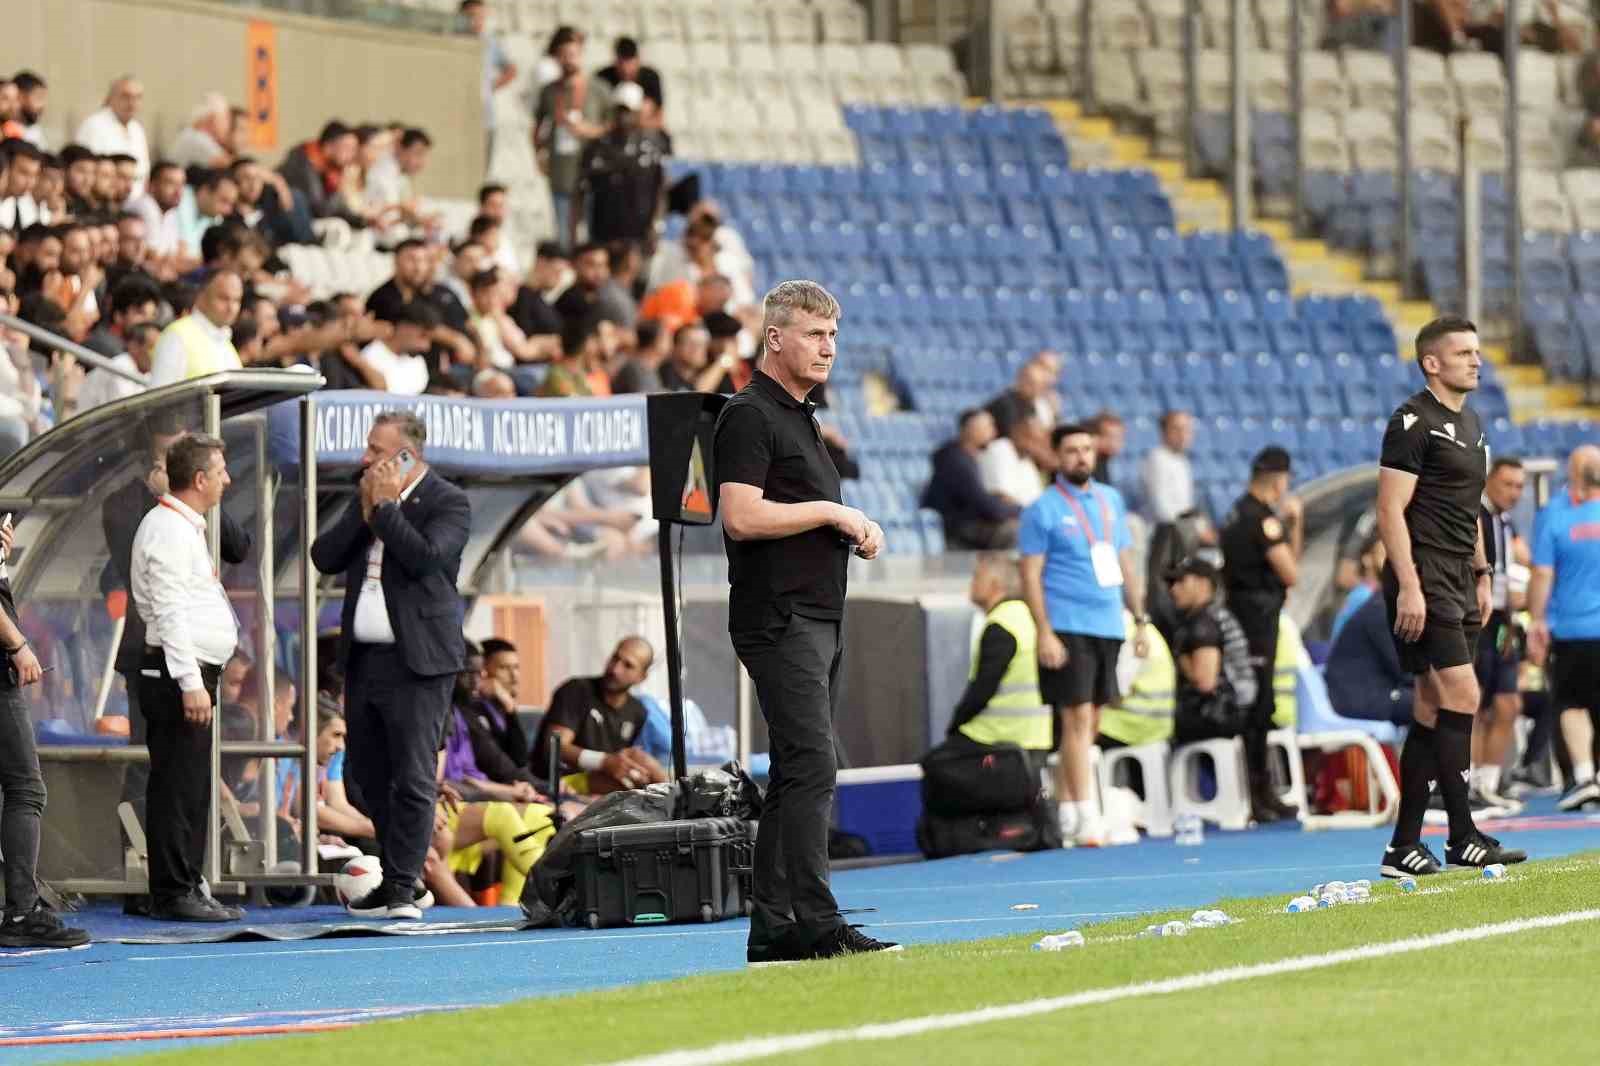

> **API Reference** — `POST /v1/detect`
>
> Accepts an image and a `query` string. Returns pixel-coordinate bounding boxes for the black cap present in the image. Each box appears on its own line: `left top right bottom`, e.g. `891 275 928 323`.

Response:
1164 557 1219 584
1251 446 1292 477
535 240 567 261
702 310 742 339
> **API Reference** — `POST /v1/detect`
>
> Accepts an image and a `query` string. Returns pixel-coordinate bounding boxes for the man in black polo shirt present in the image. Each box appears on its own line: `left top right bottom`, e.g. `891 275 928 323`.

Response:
714 279 897 965
1376 315 1525 878
1219 446 1301 823
573 82 670 248
532 636 665 795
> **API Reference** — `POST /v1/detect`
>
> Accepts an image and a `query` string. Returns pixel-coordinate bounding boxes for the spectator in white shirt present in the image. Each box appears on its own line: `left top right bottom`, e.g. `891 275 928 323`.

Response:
169 93 233 171
78 321 156 412
149 269 244 386
131 161 188 271
1140 409 1198 525
459 0 518 159
74 77 150 198
0 139 42 232
129 432 244 922
476 183 522 277
979 413 1048 508
358 302 436 395
365 127 438 240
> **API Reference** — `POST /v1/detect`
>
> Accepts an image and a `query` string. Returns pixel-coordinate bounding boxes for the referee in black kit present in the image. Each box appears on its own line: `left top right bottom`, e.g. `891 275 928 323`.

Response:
1376 316 1526 878
714 280 900 966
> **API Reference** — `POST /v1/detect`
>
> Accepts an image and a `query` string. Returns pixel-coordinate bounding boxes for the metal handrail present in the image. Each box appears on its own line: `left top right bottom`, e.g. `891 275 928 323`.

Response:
0 312 148 385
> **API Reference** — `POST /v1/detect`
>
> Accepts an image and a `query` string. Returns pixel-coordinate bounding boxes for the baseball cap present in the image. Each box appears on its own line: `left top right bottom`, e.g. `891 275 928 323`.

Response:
612 81 646 112
1163 557 1219 584
1250 446 1292 477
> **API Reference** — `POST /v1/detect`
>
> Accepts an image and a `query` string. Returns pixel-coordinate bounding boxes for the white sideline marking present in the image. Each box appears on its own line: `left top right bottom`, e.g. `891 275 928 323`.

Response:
845 862 1375 896
596 909 1600 1066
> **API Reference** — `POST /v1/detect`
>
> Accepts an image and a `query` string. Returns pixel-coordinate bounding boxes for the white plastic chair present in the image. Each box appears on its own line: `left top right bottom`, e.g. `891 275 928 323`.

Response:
1098 741 1175 837
1169 736 1253 831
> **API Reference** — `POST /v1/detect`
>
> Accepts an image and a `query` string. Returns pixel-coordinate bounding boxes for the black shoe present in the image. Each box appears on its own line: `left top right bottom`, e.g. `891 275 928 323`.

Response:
1556 778 1600 812
1445 831 1527 868
747 933 810 968
810 924 902 960
0 903 90 950
1251 801 1282 825
1380 842 1442 879
151 893 235 923
122 894 151 918
346 884 420 919
413 882 435 911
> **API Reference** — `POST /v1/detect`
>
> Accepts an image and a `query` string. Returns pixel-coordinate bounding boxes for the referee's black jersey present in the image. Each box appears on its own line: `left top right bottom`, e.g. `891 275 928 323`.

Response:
1378 388 1488 558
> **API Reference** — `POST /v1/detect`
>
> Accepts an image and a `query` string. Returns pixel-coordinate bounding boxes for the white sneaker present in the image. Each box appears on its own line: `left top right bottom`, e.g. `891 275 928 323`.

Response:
1073 818 1107 848
1057 802 1078 840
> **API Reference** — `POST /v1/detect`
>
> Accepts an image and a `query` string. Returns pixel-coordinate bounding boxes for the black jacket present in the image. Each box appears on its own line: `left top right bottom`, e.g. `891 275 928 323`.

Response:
102 478 253 676
310 469 470 679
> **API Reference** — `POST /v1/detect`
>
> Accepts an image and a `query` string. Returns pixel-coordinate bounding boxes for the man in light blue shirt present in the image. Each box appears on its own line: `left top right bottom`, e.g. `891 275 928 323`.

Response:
1019 422 1150 846
1528 444 1600 812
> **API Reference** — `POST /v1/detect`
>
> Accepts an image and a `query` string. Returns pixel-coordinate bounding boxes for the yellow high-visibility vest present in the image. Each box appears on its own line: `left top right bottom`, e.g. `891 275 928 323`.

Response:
1272 611 1301 729
166 314 240 381
957 599 1053 750
1098 615 1175 747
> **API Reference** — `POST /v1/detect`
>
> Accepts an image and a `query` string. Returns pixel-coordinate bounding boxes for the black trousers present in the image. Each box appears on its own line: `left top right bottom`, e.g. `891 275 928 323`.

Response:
118 680 148 835
139 653 222 906
1234 599 1282 788
343 644 452 894
733 612 847 952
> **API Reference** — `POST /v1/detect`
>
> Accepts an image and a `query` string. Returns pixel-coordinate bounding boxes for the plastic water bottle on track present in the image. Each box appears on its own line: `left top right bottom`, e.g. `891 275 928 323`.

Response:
1033 931 1085 951
1174 813 1204 847
1286 895 1318 912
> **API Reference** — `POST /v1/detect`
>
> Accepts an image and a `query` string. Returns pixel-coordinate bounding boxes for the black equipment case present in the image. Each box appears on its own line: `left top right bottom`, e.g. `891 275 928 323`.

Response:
571 817 754 929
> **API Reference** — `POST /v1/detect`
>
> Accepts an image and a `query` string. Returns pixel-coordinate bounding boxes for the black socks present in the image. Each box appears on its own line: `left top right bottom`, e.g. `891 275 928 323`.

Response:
1434 709 1478 843
1391 720 1438 849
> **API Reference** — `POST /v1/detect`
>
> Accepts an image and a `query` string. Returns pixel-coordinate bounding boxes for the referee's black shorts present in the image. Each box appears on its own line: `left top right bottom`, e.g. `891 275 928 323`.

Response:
1549 639 1600 711
1382 553 1481 674
1039 631 1122 711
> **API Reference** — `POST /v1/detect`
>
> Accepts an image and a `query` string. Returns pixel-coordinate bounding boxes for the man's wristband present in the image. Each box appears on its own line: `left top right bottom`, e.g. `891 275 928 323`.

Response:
5 638 26 656
576 749 605 772
1474 565 1493 580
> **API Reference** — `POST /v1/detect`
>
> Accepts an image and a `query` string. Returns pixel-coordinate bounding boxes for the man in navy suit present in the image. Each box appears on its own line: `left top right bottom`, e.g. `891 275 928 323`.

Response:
311 410 470 919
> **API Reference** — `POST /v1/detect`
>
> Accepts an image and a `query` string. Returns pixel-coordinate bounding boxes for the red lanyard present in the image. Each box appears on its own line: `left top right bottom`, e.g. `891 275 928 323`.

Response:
1053 481 1113 546
159 498 217 578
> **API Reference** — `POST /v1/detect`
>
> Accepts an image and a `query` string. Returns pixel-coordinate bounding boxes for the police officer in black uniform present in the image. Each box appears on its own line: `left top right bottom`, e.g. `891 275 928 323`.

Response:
714 279 899 966
1219 446 1302 822
1375 315 1525 879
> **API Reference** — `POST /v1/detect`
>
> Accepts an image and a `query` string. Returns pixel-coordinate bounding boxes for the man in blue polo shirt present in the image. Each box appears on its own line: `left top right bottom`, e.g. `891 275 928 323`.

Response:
1527 445 1600 812
1019 422 1150 846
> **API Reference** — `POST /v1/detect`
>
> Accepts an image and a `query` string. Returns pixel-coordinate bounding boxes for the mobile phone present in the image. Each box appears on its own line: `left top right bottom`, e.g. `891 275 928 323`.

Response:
394 449 417 477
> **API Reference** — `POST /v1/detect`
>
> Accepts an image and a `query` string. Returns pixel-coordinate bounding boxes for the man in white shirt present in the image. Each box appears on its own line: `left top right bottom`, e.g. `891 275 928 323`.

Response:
979 413 1048 508
357 302 435 395
1139 409 1197 525
169 93 232 171
74 77 150 198
129 432 244 922
131 161 186 269
150 270 244 386
78 320 155 412
0 140 43 232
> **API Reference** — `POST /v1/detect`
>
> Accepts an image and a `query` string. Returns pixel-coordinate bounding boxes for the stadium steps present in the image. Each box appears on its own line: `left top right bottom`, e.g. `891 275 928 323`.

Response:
1039 97 1600 425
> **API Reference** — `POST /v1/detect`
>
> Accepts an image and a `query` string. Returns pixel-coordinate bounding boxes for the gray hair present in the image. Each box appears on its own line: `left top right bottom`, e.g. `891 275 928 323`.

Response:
974 551 1023 600
761 279 841 350
373 410 426 452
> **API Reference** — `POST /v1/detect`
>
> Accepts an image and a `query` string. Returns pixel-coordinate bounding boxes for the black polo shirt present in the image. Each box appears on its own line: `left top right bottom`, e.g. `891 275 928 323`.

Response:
533 677 647 771
715 370 847 633
1221 491 1289 608
1379 388 1487 558
365 279 468 334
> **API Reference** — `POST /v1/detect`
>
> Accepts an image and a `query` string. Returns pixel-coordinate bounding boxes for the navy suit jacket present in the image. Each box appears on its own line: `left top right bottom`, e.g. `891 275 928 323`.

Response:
310 469 470 679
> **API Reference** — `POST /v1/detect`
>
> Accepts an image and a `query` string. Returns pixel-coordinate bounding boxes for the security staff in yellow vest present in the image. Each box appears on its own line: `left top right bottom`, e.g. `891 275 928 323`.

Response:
149 269 244 387
1273 611 1302 730
1097 610 1176 749
946 553 1053 751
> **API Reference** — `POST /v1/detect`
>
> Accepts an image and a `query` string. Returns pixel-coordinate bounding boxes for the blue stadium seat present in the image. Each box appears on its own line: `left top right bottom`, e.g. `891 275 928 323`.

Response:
1311 320 1355 358
1153 255 1201 293
1057 225 1103 258
1110 255 1157 290
1168 289 1215 321
1100 225 1144 258
1224 320 1271 357
1130 288 1170 323
1182 320 1225 353
1198 257 1245 292
1269 320 1314 357
1340 382 1383 418
1211 290 1256 322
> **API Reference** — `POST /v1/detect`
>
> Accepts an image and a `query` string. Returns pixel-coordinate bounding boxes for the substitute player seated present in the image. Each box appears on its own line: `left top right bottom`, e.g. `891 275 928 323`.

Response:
531 637 667 795
1376 316 1526 878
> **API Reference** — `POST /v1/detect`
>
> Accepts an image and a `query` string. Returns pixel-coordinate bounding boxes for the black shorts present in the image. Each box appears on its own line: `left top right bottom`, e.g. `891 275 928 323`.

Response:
1548 639 1600 711
1473 612 1521 701
1383 553 1481 674
1039 632 1122 711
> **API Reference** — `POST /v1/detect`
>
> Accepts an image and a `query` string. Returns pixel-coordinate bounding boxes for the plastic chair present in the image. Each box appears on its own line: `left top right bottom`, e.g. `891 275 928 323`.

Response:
1168 737 1252 831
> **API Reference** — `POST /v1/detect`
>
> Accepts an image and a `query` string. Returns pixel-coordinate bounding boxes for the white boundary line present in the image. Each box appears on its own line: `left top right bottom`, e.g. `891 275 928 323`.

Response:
595 908 1600 1066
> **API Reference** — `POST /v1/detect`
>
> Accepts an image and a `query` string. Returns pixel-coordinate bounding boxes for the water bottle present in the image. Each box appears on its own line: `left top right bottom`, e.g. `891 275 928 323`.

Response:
1033 931 1085 951
1341 884 1371 904
1482 864 1507 880
1190 909 1232 927
1174 813 1205 846
1286 895 1318 913
1140 920 1189 937
1397 876 1418 893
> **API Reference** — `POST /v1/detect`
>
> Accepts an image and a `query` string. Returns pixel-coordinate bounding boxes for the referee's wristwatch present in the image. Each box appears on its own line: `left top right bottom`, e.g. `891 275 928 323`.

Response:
1474 565 1493 580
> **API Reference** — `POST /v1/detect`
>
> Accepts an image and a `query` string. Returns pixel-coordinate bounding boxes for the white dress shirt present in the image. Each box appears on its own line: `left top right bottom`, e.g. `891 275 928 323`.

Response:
75 108 150 195
351 473 426 644
131 194 181 256
977 437 1044 507
131 494 238 692
1139 444 1196 524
